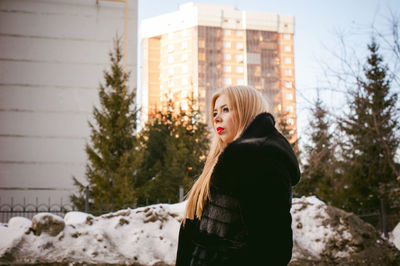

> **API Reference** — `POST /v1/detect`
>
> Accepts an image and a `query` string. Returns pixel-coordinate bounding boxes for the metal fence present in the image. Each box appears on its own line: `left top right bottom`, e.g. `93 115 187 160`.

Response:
0 186 185 223
0 187 76 223
1 190 396 238
0 198 75 223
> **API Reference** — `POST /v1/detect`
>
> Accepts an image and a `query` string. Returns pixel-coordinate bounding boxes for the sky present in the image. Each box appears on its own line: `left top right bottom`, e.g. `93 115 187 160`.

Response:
137 0 400 147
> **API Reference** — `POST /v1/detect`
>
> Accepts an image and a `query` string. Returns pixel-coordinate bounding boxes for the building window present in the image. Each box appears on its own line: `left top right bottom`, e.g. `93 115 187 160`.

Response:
283 45 291 52
168 32 174 40
235 30 243 36
199 88 205 97
181 89 187 98
168 44 174 53
236 42 243 50
284 81 292 88
285 92 293 100
181 102 188 111
223 53 231 60
284 69 292 76
224 78 232 85
236 78 244 85
223 65 231 72
168 68 174 76
168 80 174 87
182 65 188 73
182 78 189 85
223 41 231 48
236 66 244 73
283 57 291 64
181 29 189 37
285 105 294 113
283 33 291 40
223 29 230 35
199 40 205 48
168 55 174 63
181 41 188 49
182 53 188 61
235 54 243 62
247 53 261 64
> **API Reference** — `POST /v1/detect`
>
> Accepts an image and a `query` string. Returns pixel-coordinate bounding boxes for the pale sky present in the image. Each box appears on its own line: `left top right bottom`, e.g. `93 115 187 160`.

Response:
138 0 400 147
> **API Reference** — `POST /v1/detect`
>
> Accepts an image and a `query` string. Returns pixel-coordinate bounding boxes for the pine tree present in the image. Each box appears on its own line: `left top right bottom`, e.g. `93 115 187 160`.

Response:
71 37 139 212
293 96 337 204
135 97 209 205
276 110 299 153
338 39 399 226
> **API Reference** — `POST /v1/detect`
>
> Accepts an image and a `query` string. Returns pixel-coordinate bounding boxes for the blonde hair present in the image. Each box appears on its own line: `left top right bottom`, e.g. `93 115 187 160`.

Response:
184 86 269 221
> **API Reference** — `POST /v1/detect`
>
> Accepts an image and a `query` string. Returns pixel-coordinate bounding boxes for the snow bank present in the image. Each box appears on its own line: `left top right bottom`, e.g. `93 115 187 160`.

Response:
0 197 398 265
64 211 94 225
390 222 400 250
291 196 400 264
0 202 185 265
8 216 31 231
31 212 65 236
0 217 30 260
291 196 354 259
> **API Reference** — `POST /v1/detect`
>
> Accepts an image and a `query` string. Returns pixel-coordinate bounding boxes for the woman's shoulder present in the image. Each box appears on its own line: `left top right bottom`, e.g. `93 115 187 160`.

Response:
223 131 300 186
227 129 287 159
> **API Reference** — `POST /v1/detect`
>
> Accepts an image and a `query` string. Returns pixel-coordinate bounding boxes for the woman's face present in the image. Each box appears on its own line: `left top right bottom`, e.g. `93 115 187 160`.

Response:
213 94 238 144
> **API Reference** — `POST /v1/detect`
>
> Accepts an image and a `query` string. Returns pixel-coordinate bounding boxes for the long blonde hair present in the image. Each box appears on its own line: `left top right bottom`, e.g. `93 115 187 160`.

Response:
184 86 269 221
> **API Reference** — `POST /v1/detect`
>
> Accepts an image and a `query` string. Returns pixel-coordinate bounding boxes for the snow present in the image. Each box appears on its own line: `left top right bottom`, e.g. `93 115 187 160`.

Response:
0 202 185 265
8 216 31 231
389 222 400 250
33 212 64 223
0 224 25 257
64 211 94 225
0 197 398 265
291 196 355 259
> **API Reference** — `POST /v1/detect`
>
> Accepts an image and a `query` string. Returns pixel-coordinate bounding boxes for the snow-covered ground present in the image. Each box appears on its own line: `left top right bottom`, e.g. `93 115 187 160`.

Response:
390 222 400 250
0 196 399 265
291 196 355 258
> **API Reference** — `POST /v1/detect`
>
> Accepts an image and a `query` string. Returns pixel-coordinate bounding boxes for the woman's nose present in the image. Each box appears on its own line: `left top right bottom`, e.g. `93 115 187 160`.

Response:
214 113 221 123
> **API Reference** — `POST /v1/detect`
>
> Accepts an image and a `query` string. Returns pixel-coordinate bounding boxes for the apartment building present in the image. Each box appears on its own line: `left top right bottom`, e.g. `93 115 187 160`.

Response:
141 2 296 140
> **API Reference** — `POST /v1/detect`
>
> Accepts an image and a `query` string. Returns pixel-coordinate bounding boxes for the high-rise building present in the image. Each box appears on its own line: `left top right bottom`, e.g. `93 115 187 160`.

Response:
141 2 297 140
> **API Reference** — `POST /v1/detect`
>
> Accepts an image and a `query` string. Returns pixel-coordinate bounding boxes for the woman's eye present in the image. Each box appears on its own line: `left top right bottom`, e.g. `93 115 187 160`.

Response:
213 112 217 117
223 107 229 112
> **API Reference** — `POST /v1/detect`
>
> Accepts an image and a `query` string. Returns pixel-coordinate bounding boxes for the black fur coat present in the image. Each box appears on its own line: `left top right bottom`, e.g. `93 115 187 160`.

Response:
176 112 301 266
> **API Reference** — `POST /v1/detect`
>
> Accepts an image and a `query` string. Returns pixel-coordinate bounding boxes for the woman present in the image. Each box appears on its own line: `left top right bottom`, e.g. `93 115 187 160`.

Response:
176 86 300 266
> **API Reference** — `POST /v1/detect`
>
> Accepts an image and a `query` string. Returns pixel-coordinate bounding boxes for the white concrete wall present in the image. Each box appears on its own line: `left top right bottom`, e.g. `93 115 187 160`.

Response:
0 0 138 209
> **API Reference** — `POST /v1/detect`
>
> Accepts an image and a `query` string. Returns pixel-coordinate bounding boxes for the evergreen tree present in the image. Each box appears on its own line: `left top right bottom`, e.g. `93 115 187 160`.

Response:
276 110 299 153
135 97 209 205
293 96 337 204
71 37 139 212
338 39 399 226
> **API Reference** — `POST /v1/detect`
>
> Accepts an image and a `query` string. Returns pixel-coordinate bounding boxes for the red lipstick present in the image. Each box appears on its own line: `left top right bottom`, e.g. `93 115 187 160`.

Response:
216 127 224 134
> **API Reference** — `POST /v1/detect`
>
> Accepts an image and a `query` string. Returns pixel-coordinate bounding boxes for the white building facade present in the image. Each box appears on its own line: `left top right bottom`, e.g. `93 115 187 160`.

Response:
0 0 138 212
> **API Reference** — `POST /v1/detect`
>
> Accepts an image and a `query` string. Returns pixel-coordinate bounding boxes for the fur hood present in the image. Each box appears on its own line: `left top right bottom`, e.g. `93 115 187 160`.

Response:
211 112 301 194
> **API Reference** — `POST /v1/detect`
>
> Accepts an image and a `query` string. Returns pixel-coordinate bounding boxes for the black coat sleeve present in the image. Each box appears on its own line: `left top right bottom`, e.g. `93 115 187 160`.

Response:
237 150 294 266
175 219 198 266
